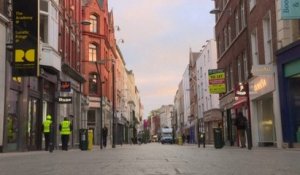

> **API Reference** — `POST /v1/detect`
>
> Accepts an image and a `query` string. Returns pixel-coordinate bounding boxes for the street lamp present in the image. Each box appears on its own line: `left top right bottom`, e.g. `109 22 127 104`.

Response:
93 62 104 149
95 59 116 148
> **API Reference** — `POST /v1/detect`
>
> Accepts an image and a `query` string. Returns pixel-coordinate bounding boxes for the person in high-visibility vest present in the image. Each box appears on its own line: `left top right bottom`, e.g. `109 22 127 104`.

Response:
59 117 72 151
42 114 53 151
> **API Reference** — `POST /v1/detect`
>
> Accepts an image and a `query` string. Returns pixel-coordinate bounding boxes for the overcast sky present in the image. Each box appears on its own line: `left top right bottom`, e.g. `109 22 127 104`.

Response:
109 0 215 118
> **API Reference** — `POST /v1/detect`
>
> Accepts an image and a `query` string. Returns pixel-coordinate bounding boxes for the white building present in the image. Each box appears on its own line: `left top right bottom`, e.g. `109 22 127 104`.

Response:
196 39 221 143
158 105 173 128
0 1 9 152
182 65 190 126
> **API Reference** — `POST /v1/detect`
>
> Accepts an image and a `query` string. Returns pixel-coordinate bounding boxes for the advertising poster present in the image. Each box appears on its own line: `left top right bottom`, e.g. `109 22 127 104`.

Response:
13 0 39 76
208 69 226 94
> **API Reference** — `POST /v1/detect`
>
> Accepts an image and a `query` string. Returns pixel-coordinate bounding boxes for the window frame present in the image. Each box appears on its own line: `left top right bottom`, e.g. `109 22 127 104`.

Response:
88 43 97 62
263 11 273 64
90 14 98 33
88 72 98 94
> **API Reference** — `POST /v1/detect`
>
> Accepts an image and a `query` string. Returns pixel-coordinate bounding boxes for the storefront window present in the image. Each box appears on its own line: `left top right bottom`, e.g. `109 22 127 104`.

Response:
257 96 276 145
7 90 19 146
287 76 300 143
27 98 38 149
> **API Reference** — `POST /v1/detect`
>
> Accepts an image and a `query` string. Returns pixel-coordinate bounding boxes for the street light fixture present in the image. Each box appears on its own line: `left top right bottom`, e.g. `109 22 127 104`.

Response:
95 59 116 148
209 8 231 15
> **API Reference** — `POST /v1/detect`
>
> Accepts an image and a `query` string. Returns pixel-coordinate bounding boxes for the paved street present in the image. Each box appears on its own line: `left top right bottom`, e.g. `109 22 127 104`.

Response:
0 143 300 175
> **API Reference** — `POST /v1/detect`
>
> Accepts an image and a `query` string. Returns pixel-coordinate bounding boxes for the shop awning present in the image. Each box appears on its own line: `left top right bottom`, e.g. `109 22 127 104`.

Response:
233 97 247 109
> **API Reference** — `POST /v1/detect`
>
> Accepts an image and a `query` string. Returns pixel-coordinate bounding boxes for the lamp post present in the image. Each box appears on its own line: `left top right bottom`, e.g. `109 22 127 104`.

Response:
93 61 103 149
95 59 116 148
112 60 116 148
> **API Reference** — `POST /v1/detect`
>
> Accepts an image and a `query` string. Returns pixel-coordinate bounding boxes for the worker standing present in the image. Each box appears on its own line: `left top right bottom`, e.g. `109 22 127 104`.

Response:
42 114 53 152
59 117 72 151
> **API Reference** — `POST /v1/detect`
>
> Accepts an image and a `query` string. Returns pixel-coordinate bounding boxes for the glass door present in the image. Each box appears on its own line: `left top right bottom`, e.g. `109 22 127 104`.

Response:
27 98 38 150
6 90 19 151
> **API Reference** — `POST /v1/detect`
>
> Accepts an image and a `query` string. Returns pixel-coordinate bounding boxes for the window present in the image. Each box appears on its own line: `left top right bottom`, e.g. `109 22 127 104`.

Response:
237 57 242 83
0 0 7 16
228 25 232 45
224 26 228 49
89 73 98 94
240 0 246 29
235 10 240 36
90 15 98 33
243 51 248 80
249 0 256 11
263 11 273 64
40 15 49 43
89 44 97 62
251 29 259 65
230 64 234 90
87 110 96 125
226 68 230 92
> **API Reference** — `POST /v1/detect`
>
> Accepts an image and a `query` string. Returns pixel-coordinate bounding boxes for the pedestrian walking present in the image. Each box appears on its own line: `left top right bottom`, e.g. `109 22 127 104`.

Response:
42 114 53 151
235 112 247 148
102 125 108 148
59 117 72 151
198 132 205 148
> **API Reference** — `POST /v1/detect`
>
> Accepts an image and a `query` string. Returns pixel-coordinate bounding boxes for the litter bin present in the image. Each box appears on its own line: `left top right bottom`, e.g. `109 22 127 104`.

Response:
88 129 93 150
178 136 183 145
297 128 300 143
213 128 223 149
79 129 88 151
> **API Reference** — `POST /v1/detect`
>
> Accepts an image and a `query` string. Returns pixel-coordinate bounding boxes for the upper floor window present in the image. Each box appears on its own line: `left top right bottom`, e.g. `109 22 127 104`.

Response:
0 0 8 16
235 10 240 36
89 44 97 62
237 57 242 83
249 0 256 11
224 26 228 49
228 25 232 45
251 29 259 65
263 11 273 64
243 51 248 80
89 73 98 94
230 64 234 91
240 0 246 29
90 15 98 33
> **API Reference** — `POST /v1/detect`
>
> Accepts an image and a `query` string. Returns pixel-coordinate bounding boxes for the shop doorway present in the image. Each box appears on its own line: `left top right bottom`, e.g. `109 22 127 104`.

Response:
27 98 39 150
287 76 300 143
6 90 19 151
256 95 276 146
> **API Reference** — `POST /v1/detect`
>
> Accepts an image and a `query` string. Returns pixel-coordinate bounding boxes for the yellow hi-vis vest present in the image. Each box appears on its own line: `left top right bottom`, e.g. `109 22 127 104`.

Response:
60 121 71 135
43 120 52 133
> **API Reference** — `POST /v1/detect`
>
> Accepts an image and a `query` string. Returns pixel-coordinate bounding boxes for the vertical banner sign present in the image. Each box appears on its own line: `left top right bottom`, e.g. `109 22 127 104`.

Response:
208 69 226 94
13 0 39 76
281 0 300 19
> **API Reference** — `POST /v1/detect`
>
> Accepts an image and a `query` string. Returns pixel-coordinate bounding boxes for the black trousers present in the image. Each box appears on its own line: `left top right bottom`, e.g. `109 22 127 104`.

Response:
61 135 69 150
44 133 50 151
103 136 107 147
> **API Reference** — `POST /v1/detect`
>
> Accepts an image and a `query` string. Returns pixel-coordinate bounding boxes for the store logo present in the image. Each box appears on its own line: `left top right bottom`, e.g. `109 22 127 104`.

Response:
15 49 35 62
254 79 267 92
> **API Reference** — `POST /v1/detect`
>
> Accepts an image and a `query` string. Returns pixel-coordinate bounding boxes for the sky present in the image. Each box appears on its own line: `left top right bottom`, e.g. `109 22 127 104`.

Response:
109 0 215 118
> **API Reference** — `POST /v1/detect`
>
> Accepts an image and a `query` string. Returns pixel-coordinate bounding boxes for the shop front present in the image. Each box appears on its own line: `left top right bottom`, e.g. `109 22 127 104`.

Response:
277 41 300 148
249 75 277 147
220 92 235 146
203 109 222 144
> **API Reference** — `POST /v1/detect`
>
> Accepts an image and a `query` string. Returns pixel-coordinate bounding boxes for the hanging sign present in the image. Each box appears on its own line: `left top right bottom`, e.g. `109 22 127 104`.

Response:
12 0 39 76
61 81 71 92
57 97 73 104
208 69 226 94
281 0 300 19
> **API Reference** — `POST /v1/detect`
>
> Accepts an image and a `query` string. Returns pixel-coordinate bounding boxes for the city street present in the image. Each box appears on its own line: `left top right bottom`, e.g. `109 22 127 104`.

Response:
0 143 300 175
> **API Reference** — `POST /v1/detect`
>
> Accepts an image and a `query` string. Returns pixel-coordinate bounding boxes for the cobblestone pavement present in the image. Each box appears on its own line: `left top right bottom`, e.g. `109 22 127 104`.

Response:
0 143 300 175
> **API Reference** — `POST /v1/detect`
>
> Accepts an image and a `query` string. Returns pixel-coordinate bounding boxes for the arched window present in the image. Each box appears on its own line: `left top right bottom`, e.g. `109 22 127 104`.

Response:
89 73 98 94
89 44 97 62
90 15 98 33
